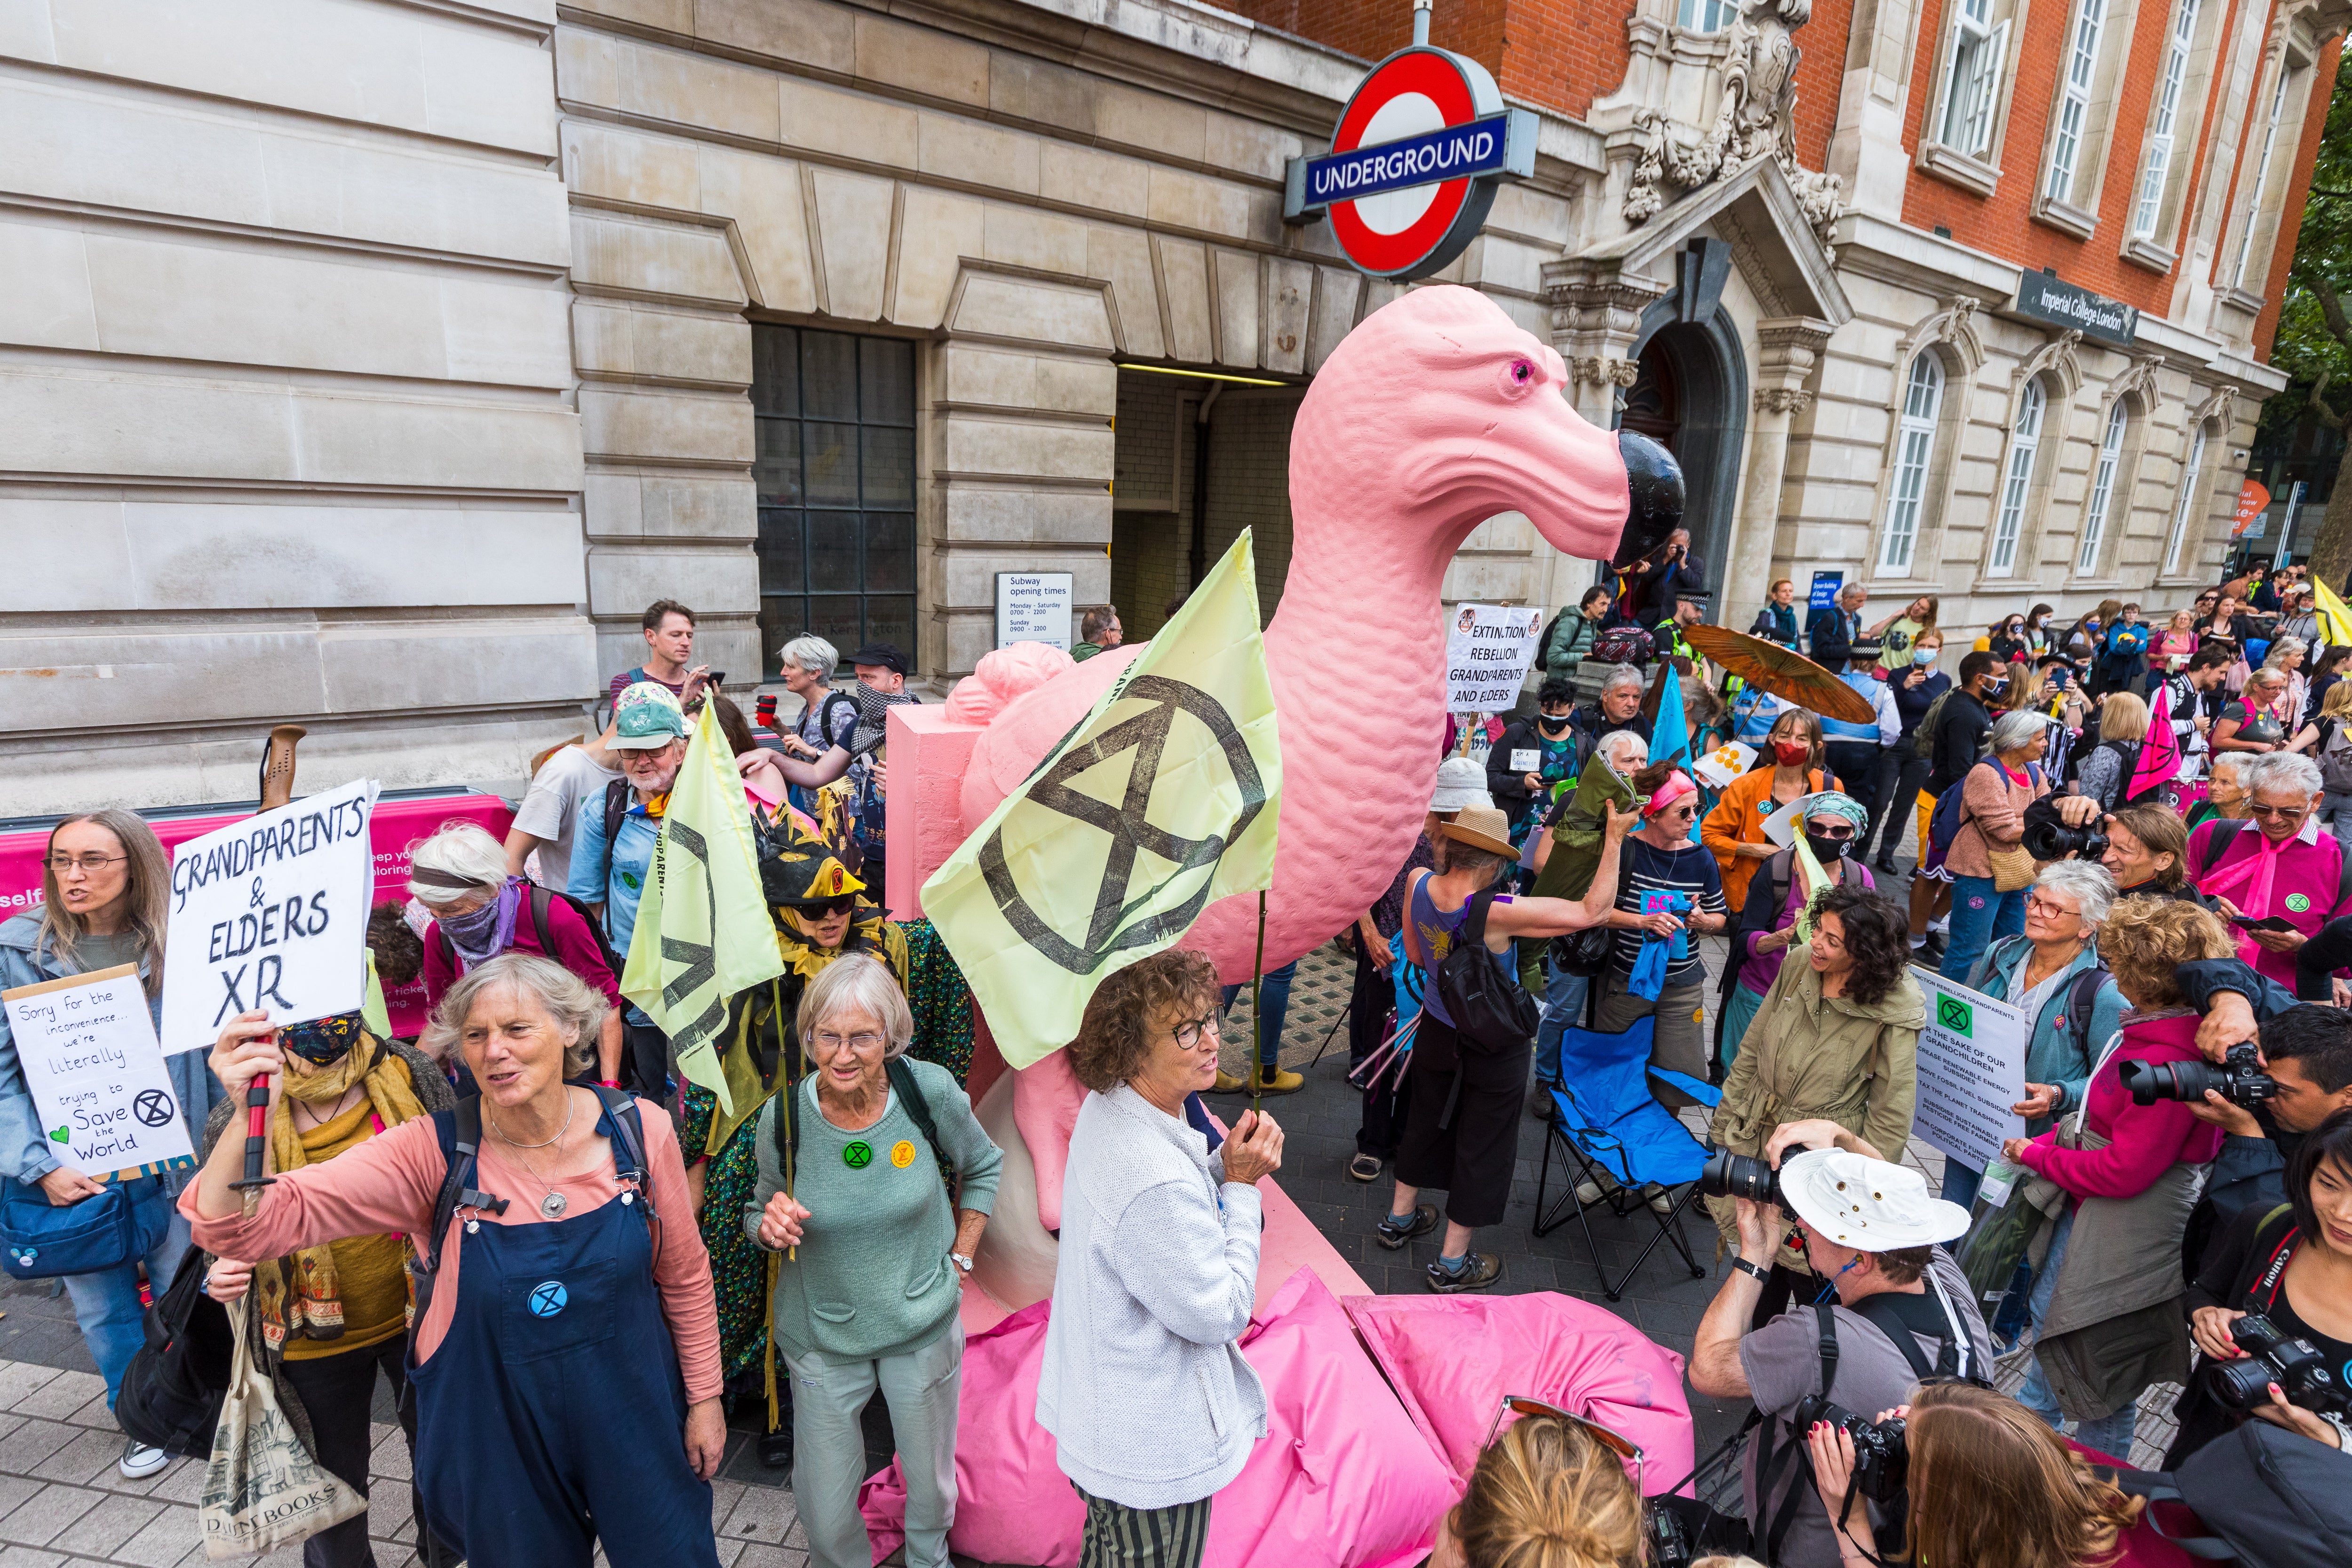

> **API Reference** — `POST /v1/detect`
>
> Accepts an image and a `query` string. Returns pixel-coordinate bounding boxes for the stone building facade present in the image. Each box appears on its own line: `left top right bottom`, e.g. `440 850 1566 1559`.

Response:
2 0 2342 810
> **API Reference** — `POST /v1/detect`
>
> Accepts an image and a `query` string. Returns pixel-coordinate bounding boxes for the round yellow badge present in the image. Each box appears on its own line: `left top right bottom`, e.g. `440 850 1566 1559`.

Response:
890 1139 917 1169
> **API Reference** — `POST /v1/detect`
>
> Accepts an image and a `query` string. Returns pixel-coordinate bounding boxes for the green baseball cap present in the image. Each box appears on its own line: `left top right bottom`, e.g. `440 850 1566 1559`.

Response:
612 682 688 749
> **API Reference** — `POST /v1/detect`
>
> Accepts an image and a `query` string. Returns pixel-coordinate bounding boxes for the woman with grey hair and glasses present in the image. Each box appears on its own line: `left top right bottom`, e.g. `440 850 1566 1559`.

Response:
1940 708 2072 981
188 953 727 1566
746 953 1002 1568
1945 860 2128 1210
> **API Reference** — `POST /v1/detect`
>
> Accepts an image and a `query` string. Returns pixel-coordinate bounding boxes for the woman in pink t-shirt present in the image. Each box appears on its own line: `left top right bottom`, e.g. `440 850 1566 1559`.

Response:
409 822 625 1086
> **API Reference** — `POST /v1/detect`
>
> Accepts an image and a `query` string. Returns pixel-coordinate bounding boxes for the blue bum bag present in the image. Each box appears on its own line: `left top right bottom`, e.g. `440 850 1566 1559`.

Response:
0 1171 172 1280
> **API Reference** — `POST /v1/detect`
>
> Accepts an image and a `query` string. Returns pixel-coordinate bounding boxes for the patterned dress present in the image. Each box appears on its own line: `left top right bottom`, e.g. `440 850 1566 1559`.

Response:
676 906 909 1389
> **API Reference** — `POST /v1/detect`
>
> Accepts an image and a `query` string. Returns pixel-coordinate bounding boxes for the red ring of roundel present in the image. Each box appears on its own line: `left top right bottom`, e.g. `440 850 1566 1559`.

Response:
1327 51 1478 277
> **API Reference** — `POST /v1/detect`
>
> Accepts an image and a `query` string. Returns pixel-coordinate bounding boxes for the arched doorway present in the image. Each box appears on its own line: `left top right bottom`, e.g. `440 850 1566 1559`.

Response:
1621 318 1744 614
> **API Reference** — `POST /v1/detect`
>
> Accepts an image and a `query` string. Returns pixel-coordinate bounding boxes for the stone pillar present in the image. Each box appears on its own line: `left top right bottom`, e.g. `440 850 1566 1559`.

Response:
1540 262 1670 613
1724 318 1834 631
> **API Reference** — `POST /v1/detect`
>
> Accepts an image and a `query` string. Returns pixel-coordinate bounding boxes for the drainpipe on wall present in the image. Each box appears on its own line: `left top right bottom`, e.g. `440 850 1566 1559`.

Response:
1188 383 1224 589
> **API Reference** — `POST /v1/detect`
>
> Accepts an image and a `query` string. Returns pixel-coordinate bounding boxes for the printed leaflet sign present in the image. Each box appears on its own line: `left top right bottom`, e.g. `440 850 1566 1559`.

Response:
159 778 378 1052
1446 604 1542 714
1909 967 2026 1175
1 965 193 1175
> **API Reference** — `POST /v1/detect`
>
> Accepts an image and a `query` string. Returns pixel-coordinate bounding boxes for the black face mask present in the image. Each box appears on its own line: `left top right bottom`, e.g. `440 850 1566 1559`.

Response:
1537 713 1575 732
1804 830 1850 864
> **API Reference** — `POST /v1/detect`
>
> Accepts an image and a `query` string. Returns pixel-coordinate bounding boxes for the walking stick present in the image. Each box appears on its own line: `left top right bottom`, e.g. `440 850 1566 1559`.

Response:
1251 890 1267 1121
231 725 305 1215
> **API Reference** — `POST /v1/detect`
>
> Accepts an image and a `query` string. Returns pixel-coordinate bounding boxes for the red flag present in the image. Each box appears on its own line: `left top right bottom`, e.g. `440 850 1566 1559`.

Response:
2127 684 2181 803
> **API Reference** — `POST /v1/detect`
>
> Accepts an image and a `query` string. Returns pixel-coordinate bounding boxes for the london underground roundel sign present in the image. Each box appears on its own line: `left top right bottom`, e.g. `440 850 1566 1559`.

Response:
1284 47 1535 282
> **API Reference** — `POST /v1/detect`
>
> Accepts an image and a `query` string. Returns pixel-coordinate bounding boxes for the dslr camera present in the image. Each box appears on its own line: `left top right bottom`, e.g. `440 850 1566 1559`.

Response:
2021 806 2109 863
2208 1313 2350 1417
1699 1149 1786 1207
1789 1395 1910 1503
2120 1043 2278 1110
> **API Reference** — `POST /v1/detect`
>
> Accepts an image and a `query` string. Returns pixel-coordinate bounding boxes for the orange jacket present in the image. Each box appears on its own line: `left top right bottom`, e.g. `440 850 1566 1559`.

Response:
1701 764 1832 912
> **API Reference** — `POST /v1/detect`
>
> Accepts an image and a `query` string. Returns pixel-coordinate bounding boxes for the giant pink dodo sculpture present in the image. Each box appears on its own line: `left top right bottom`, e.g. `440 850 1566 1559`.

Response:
933 288 1637 1313
954 284 1631 979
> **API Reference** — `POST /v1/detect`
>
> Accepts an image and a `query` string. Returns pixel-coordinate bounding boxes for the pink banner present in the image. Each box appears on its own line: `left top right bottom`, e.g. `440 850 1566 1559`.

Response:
0 790 514 1039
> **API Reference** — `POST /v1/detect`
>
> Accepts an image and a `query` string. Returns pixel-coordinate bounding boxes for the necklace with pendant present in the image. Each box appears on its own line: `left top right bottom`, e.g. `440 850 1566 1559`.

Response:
489 1090 577 1218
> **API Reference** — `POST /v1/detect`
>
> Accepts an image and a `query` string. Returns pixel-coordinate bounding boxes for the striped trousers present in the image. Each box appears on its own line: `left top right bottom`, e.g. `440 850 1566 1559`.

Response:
1075 1485 1213 1568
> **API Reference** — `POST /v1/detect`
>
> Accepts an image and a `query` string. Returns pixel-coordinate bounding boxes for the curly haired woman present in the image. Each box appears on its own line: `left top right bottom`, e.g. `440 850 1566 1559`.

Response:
1708 883 1923 1321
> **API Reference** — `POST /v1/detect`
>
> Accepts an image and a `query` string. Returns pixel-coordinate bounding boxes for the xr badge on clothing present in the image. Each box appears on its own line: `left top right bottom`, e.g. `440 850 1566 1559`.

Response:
529 1281 567 1317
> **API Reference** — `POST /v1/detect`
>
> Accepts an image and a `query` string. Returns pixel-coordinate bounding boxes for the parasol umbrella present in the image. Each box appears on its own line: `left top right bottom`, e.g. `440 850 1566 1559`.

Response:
1679 622 1878 726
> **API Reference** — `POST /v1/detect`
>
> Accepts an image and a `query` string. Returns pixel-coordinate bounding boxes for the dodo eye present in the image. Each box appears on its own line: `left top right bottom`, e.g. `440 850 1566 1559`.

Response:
1511 359 1534 383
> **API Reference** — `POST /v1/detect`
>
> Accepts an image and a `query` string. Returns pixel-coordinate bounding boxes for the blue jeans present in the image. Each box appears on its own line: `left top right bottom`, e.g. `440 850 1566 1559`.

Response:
1534 954 1591 1087
2015 1207 2141 1459
1221 959 1296 1068
1940 876 2025 981
1940 1159 1981 1210
62 1180 191 1405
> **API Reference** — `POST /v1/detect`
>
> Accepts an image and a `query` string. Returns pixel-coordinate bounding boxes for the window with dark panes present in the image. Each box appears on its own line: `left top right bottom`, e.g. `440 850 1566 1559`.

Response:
751 326 917 676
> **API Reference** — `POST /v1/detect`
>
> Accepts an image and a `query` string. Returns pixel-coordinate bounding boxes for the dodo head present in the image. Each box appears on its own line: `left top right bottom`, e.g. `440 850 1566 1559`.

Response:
1293 286 1682 569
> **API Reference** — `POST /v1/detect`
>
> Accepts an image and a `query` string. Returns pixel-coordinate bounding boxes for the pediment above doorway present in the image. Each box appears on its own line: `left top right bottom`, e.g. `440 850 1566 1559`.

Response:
1547 156 1853 333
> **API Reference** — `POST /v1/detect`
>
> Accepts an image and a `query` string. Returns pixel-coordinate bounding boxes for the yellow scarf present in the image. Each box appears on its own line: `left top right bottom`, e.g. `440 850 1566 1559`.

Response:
253 1038 427 1349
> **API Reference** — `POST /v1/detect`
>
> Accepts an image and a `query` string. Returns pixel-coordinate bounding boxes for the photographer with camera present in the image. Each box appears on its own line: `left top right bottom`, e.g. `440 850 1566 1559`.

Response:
1998 899 2233 1459
1802 1383 2148 1568
2161 1108 2352 1467
2169 1003 2352 1221
1685 1144 1987 1568
2186 752 2352 990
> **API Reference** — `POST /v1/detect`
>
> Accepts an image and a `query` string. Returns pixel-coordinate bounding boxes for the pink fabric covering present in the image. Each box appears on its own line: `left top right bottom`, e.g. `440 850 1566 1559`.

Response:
1344 1291 1696 1496
1010 1055 1085 1233
859 1270 1460 1568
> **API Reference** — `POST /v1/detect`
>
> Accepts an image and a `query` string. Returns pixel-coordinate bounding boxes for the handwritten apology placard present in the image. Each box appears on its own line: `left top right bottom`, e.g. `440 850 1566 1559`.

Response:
159 778 378 1052
2 965 193 1174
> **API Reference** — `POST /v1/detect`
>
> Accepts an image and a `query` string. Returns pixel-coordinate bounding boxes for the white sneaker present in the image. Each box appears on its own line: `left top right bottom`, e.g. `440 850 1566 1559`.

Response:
118 1439 169 1479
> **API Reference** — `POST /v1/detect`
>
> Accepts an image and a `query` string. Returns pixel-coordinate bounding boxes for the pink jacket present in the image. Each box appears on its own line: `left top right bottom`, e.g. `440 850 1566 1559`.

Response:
1945 758 2045 881
2015 1012 2223 1200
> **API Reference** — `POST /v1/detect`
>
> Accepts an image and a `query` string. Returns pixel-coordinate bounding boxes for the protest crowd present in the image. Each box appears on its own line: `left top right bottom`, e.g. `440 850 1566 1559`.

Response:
6 556 2352 1568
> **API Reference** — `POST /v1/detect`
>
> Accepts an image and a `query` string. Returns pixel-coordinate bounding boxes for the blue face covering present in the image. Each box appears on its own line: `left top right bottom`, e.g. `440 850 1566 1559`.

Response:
1912 647 1937 666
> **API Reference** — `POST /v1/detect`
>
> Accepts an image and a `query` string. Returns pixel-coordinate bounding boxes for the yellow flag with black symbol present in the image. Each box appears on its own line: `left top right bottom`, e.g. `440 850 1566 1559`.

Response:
620 699 786 1114
2313 578 2352 649
923 532 1284 1068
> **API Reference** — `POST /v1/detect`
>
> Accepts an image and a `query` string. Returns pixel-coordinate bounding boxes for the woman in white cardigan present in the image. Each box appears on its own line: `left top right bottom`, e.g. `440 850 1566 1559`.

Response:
1039 948 1287 1567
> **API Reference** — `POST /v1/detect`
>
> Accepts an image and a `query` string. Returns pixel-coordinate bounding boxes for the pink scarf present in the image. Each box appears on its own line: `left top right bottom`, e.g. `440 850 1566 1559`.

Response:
2200 827 2296 966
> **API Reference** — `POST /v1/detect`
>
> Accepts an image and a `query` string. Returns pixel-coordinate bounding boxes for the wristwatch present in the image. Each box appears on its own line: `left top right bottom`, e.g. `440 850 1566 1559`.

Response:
1729 1256 1771 1283
949 1252 974 1274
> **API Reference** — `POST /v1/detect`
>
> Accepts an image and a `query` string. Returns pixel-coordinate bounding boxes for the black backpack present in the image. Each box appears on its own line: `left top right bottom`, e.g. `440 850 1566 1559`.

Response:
113 1245 237 1459
772 1056 952 1187
2110 1418 2352 1565
1435 889 1540 1058
411 1086 653 1324
1534 606 1569 672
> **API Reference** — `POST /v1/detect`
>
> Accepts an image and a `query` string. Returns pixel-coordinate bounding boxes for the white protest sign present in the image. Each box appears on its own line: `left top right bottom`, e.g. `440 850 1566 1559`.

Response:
1909 966 2026 1175
2 965 193 1175
160 778 379 1052
1759 795 1802 848
1446 604 1542 714
1694 740 1756 790
1509 748 1540 773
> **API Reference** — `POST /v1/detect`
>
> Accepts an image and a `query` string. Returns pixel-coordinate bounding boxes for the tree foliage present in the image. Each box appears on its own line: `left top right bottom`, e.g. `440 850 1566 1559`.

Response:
2266 49 2352 446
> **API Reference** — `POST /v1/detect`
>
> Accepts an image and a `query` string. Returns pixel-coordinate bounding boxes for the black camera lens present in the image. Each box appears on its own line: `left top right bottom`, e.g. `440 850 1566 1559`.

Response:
1700 1149 1782 1206
2210 1353 2287 1412
2122 1044 2276 1108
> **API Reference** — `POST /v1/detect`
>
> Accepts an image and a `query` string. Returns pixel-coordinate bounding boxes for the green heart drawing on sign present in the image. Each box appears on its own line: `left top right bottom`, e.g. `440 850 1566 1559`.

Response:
1936 996 1972 1035
48 1126 69 1143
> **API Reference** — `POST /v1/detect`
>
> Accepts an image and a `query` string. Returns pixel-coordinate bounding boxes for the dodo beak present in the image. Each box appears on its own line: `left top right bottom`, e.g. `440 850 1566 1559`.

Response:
1610 430 1685 570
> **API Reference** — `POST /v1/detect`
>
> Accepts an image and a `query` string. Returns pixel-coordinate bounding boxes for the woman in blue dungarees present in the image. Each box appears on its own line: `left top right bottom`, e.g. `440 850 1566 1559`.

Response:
183 953 725 1567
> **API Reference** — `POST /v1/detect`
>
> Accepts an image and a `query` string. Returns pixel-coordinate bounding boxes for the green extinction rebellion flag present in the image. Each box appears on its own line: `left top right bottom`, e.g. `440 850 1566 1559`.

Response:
923 531 1284 1068
620 699 785 1114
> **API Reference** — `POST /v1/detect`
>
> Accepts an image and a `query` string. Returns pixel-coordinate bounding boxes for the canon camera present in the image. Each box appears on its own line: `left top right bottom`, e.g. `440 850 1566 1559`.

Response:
2120 1043 2278 1110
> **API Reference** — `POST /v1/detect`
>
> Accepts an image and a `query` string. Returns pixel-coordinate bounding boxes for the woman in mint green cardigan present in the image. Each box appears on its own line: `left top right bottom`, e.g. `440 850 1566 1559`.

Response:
746 954 1003 1568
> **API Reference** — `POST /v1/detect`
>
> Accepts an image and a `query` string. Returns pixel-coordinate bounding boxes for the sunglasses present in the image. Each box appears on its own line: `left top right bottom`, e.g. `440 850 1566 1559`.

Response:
1807 823 1855 840
798 895 858 918
1484 1395 1645 1495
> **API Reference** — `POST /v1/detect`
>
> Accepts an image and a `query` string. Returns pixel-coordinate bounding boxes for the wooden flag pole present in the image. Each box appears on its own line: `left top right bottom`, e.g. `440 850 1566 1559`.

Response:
1250 890 1268 1120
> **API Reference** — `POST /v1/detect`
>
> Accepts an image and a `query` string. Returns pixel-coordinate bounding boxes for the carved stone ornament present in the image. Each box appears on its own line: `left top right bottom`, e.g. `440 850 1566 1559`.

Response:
1572 356 1644 387
2012 328 2085 399
1899 295 1987 375
2107 354 2167 420
2189 384 2239 435
1754 386 1814 414
1623 0 1845 256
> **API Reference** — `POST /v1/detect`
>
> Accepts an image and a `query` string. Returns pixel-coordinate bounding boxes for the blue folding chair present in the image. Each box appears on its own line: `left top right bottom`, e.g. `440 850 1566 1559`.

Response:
1533 1015 1722 1301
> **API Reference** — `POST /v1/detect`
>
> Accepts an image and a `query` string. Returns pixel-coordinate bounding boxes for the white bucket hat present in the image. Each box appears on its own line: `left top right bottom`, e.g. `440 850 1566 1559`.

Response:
1776 1148 1971 1251
1429 756 1492 813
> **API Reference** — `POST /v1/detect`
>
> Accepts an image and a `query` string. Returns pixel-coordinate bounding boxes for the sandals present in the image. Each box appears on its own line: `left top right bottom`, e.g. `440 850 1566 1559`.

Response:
1348 1153 1383 1183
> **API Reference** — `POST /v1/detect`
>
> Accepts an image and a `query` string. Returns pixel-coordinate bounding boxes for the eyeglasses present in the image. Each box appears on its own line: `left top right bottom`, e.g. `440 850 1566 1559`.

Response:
2248 802 2309 821
2025 895 2080 918
1168 1013 1223 1050
808 1030 885 1053
43 854 125 875
1483 1395 1645 1496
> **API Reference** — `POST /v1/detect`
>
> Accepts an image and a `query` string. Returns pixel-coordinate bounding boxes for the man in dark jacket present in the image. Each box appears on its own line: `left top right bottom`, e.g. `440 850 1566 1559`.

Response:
1924 651 2003 800
1806 581 1866 668
1621 529 1705 625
